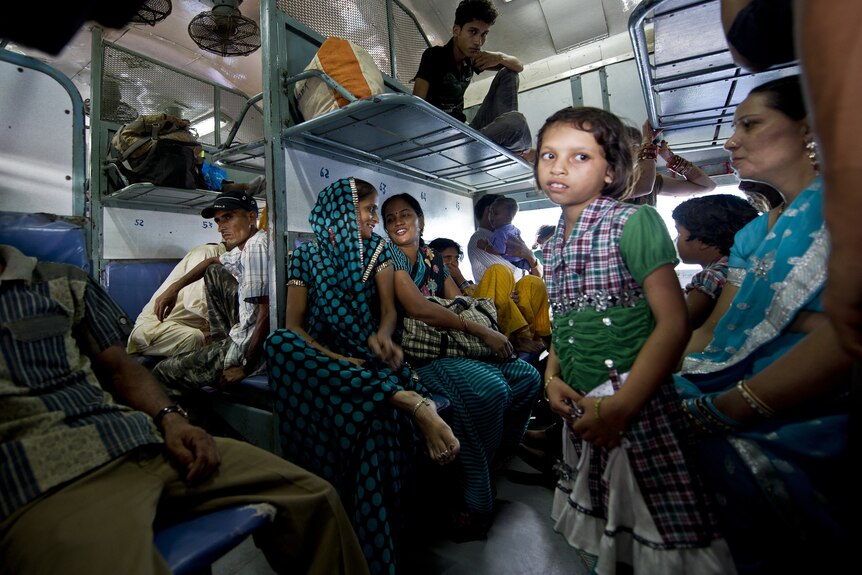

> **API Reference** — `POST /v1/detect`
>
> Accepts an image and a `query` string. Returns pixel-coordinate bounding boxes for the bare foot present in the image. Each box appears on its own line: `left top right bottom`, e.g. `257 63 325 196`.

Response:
414 401 460 465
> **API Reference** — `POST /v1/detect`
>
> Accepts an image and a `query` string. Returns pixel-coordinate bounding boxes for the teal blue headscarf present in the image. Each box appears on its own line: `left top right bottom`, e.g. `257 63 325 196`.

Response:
309 177 385 293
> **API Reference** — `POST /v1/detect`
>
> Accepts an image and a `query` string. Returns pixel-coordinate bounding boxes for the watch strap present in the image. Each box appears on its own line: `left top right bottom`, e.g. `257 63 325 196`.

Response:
153 404 188 430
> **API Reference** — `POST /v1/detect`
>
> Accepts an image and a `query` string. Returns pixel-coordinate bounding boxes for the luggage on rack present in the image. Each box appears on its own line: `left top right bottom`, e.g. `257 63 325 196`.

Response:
295 36 385 121
109 113 202 189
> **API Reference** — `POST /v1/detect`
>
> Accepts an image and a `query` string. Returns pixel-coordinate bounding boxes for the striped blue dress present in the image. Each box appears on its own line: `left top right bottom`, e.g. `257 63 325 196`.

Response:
389 244 540 515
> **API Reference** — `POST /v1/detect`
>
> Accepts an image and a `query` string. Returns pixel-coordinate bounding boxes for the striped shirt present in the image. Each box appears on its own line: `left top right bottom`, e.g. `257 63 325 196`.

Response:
467 227 528 283
221 230 268 369
0 245 161 521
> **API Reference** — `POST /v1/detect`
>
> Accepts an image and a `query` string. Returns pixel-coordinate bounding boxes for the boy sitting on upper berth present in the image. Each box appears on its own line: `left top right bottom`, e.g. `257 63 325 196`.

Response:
412 0 533 159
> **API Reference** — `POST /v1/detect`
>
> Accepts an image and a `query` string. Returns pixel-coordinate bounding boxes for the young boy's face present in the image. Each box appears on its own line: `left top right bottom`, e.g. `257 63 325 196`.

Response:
674 222 705 265
453 19 491 59
489 202 514 229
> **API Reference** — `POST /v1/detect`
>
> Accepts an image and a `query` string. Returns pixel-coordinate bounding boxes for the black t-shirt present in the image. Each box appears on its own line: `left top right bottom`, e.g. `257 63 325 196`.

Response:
726 0 795 69
414 38 477 122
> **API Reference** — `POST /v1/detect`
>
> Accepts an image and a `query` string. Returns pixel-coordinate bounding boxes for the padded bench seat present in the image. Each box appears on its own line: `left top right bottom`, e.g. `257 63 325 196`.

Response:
104 260 178 319
154 503 275 575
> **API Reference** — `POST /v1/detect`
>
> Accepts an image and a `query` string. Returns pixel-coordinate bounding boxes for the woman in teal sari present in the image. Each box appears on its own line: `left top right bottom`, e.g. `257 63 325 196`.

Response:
675 77 851 574
265 178 459 575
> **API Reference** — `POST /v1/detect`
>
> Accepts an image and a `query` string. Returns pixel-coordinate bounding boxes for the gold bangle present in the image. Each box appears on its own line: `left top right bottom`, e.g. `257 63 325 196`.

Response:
595 397 605 422
543 373 559 401
459 316 469 333
736 380 775 418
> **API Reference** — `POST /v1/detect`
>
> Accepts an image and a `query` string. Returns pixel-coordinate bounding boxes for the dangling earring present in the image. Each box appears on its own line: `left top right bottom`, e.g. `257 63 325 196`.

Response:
805 138 819 173
328 227 337 245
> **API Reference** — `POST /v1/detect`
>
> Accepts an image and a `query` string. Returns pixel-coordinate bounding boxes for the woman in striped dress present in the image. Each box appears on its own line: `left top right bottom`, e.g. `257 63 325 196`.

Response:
381 193 541 539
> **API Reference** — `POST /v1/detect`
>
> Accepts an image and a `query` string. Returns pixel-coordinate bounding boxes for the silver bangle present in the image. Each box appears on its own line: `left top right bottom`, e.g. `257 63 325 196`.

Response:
411 397 432 419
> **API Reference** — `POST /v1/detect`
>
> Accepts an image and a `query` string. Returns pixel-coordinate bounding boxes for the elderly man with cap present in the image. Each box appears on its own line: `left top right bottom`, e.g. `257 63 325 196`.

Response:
152 189 268 413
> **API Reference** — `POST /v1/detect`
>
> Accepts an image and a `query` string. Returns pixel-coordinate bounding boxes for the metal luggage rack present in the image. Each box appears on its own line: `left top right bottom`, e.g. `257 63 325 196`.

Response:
211 92 535 196
628 0 799 153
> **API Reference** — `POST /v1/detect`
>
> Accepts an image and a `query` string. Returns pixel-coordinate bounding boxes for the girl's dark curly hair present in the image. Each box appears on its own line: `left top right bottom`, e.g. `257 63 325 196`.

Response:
534 107 633 200
672 194 759 255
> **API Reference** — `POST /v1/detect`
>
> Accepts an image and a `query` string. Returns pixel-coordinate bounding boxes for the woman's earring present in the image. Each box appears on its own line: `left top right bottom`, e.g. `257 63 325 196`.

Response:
805 138 819 173
327 227 337 245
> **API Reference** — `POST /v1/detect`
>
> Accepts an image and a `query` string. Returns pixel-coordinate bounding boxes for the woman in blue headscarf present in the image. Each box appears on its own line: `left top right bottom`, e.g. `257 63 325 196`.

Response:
264 177 459 575
674 77 851 574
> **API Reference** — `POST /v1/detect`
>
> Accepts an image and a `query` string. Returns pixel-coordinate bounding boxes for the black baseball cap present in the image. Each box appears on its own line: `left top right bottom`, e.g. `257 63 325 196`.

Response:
201 190 258 218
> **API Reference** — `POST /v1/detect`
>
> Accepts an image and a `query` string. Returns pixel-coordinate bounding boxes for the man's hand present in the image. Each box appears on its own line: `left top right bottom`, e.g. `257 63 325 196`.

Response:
505 235 532 259
218 365 246 390
473 51 505 71
162 416 221 484
153 287 180 321
473 50 524 73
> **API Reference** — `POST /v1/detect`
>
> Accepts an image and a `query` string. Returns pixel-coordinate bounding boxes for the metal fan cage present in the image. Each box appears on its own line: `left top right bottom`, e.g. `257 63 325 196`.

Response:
188 11 261 57
129 0 173 26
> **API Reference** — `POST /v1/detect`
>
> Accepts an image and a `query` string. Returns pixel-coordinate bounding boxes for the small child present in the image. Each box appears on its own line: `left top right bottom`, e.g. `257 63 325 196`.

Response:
536 107 733 573
672 194 758 329
484 196 532 271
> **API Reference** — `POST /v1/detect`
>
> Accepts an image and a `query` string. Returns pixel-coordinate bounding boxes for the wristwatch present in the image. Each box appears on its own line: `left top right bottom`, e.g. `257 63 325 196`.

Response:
153 404 188 431
240 356 249 372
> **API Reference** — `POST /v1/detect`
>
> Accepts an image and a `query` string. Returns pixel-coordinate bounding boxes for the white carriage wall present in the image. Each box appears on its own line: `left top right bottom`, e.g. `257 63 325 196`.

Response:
514 59 649 151
102 207 224 259
0 61 76 215
283 148 477 272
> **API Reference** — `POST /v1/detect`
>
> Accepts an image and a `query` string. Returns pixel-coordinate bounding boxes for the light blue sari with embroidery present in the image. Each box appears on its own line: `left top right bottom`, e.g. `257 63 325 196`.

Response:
674 178 849 573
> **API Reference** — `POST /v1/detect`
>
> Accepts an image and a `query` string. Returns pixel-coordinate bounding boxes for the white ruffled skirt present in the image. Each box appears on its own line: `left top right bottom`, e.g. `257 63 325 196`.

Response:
551 379 736 574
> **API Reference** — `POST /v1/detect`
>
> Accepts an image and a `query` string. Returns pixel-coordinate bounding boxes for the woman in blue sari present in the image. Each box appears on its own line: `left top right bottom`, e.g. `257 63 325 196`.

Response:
675 77 851 574
264 178 459 575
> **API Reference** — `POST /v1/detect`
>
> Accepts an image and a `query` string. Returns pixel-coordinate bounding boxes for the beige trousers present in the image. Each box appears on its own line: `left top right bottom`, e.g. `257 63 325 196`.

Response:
0 438 369 575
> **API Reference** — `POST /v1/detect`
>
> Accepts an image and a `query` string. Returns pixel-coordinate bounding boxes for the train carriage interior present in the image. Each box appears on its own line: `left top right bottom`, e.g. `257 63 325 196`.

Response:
3 1 848 575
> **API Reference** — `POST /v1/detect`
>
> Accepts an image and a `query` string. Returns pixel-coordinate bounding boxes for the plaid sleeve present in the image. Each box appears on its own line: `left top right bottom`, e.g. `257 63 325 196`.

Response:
685 266 727 299
240 232 268 302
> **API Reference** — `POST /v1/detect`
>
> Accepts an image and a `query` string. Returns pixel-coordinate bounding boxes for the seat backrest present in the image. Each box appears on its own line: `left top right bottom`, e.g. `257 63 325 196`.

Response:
103 261 179 320
0 211 88 271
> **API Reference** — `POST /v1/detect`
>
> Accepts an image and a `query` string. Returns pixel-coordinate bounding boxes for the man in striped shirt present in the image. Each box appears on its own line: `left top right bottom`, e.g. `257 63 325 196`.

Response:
0 244 367 574
152 190 270 408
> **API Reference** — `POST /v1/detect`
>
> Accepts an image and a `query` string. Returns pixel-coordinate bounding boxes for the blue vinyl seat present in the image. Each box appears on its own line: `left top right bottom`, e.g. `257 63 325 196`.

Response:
154 504 275 575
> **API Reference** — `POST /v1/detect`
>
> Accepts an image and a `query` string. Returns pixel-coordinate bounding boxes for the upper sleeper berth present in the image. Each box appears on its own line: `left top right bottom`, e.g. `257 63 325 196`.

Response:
208 15 535 196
